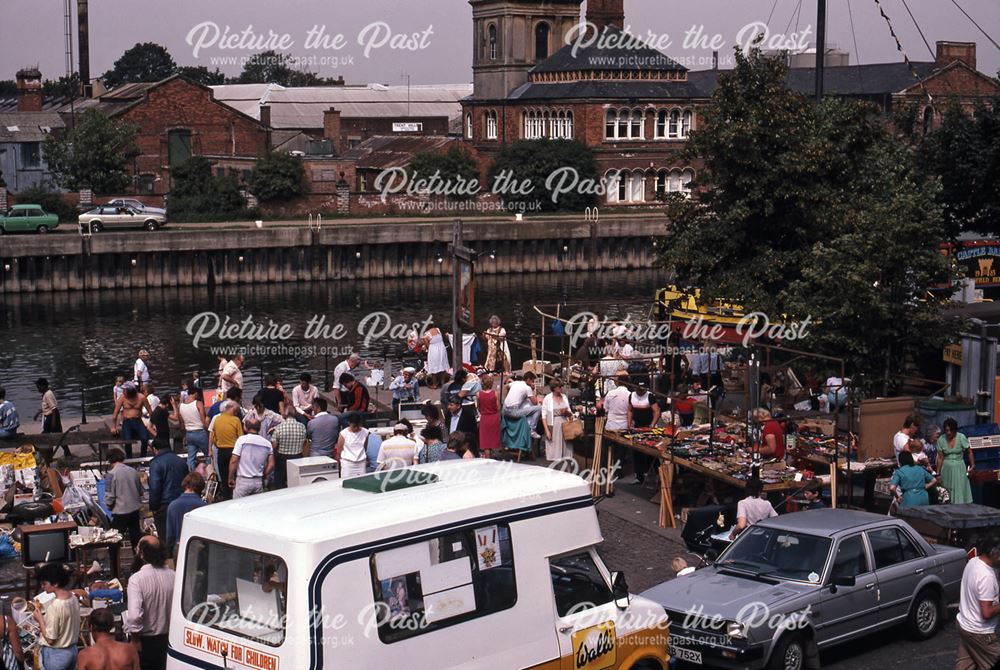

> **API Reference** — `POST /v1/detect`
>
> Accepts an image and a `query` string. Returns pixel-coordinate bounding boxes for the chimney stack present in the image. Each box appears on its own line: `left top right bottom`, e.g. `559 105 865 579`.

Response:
586 0 625 33
78 0 91 97
936 41 977 71
16 68 43 112
324 107 344 155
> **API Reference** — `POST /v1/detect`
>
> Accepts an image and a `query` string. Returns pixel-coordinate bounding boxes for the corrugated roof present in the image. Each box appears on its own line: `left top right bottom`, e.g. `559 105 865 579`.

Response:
212 83 472 129
342 134 460 170
0 111 65 142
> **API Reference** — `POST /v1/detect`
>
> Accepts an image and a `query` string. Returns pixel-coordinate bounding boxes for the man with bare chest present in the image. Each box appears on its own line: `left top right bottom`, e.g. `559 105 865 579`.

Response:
113 385 153 458
77 608 139 670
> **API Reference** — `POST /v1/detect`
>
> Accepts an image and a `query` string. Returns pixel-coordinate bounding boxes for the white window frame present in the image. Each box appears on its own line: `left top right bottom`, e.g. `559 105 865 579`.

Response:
486 110 498 140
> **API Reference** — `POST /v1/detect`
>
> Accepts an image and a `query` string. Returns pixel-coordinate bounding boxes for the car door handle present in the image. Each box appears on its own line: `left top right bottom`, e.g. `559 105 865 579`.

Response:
915 568 925 575
865 583 876 590
559 625 574 634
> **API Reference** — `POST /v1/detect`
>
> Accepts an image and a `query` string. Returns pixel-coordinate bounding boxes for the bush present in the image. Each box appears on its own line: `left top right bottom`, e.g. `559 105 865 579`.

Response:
168 156 253 222
13 184 76 223
247 152 305 202
408 145 481 201
487 140 598 212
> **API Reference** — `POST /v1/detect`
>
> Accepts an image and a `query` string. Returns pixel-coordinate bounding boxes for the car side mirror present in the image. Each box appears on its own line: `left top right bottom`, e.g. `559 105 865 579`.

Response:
611 571 630 609
829 575 855 593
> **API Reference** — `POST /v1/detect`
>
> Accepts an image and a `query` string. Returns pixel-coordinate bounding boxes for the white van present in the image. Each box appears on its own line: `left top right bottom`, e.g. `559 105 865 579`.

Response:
167 460 670 670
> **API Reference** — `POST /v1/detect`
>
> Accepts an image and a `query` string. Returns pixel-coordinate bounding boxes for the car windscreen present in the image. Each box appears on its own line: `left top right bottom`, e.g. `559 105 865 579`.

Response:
182 538 288 646
718 526 831 583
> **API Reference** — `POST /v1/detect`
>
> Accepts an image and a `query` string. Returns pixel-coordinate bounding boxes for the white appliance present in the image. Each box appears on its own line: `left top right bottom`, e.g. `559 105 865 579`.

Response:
287 457 340 487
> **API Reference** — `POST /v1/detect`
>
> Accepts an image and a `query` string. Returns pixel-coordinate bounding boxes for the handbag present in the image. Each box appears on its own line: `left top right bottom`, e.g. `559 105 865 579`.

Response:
561 416 584 441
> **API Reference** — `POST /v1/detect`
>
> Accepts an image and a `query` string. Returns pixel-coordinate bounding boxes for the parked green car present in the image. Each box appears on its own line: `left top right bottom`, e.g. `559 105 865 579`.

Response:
0 205 60 234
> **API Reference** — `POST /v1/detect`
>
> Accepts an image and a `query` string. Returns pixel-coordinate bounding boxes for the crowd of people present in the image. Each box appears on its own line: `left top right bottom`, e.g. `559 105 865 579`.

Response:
891 414 976 509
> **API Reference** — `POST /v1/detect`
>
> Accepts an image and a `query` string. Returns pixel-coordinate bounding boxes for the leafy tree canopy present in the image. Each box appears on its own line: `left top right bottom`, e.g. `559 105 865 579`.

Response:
487 140 598 212
42 109 140 194
247 152 306 202
103 42 177 88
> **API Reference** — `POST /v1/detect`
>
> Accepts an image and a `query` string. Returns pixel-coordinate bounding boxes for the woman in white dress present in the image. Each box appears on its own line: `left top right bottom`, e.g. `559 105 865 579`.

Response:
336 412 370 478
423 326 450 389
542 379 573 462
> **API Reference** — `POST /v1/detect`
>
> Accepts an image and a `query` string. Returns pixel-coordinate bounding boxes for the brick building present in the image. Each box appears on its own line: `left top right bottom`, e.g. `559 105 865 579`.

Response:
60 75 268 197
0 68 66 193
462 0 1000 207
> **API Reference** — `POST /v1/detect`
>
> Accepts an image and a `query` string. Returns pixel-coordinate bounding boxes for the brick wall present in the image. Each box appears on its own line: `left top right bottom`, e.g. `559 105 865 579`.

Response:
116 78 269 196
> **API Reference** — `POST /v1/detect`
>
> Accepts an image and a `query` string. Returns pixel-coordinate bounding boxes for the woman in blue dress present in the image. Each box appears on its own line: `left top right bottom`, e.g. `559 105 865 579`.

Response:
890 451 937 508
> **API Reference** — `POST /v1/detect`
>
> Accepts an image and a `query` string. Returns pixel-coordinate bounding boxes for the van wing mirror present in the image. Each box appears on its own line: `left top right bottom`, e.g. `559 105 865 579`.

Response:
611 571 630 609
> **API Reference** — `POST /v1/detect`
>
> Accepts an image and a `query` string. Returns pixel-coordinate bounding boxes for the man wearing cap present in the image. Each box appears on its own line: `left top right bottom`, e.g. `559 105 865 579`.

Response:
390 367 420 418
377 423 419 470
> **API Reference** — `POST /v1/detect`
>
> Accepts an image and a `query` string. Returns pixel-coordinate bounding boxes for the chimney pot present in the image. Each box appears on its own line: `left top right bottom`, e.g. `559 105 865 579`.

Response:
15 67 43 113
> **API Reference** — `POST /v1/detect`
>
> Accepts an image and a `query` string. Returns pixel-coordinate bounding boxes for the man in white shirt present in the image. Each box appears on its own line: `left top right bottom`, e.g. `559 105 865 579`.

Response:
292 373 319 424
220 354 245 393
503 371 542 433
956 534 1000 670
377 424 419 470
134 349 151 392
729 478 778 540
603 373 631 431
228 419 274 498
893 415 922 465
124 536 174 668
333 353 362 407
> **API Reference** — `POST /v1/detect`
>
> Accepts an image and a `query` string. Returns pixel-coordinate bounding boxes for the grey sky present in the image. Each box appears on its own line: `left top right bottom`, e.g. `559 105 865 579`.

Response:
1 0 997 84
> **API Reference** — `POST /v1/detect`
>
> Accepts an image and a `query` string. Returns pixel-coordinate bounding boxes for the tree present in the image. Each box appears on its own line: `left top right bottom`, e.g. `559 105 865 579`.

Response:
487 140 598 212
247 152 306 202
237 51 333 86
43 73 81 99
0 80 17 97
656 47 957 392
919 101 1000 237
103 42 177 88
42 109 140 194
176 66 226 86
407 145 480 201
169 156 249 221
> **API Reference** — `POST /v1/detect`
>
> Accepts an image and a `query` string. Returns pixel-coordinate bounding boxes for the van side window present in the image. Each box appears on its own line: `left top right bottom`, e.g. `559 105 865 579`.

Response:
370 523 516 643
549 552 614 617
181 539 288 647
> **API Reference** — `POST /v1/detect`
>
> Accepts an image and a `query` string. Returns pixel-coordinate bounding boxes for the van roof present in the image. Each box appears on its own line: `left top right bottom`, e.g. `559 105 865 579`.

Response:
184 461 591 544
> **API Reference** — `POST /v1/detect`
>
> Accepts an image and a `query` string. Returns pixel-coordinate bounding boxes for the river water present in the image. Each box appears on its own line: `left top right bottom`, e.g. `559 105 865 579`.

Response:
0 270 665 420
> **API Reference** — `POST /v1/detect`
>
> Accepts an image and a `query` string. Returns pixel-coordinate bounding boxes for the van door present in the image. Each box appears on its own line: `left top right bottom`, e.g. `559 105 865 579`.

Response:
548 550 623 670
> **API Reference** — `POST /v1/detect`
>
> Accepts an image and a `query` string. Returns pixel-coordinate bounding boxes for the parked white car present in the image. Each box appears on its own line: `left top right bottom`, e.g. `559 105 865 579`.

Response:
105 198 167 216
79 205 168 232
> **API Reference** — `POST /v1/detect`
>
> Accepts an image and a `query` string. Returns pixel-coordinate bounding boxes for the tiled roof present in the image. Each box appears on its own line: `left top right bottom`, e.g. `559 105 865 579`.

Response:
531 26 686 75
0 111 65 142
342 135 460 170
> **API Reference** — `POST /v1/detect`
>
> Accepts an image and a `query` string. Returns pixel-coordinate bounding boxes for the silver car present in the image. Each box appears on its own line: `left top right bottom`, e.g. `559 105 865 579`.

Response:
78 205 168 232
106 198 167 216
642 509 967 670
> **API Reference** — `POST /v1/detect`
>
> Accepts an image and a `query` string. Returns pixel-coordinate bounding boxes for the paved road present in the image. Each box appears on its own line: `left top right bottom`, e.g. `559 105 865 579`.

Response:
594 484 963 670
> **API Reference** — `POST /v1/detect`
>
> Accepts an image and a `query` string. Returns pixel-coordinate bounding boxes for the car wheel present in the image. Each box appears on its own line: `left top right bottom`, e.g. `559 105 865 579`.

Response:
768 633 806 670
91 221 103 233
37 225 49 234
907 589 942 640
145 220 159 231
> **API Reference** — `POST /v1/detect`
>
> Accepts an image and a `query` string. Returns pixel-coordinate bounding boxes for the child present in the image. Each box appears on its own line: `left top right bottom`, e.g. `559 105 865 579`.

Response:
112 376 125 402
909 439 931 469
180 379 190 403
802 480 826 509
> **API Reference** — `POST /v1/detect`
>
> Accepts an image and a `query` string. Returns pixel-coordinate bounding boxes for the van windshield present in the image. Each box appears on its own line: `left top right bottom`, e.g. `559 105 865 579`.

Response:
182 538 288 647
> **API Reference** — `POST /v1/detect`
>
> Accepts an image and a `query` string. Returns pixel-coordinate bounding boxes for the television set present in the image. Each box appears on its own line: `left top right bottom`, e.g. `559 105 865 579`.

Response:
20 521 75 567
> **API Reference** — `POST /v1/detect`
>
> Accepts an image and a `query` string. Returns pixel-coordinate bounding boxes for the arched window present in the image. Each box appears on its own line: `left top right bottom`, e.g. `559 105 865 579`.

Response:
680 168 694 194
606 171 622 203
489 24 497 60
607 170 644 203
668 110 681 139
542 110 551 138
486 110 498 140
656 170 668 196
617 109 629 139
656 110 668 139
923 106 934 134
681 110 693 138
630 110 644 140
535 22 550 61
466 113 473 139
605 110 617 139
